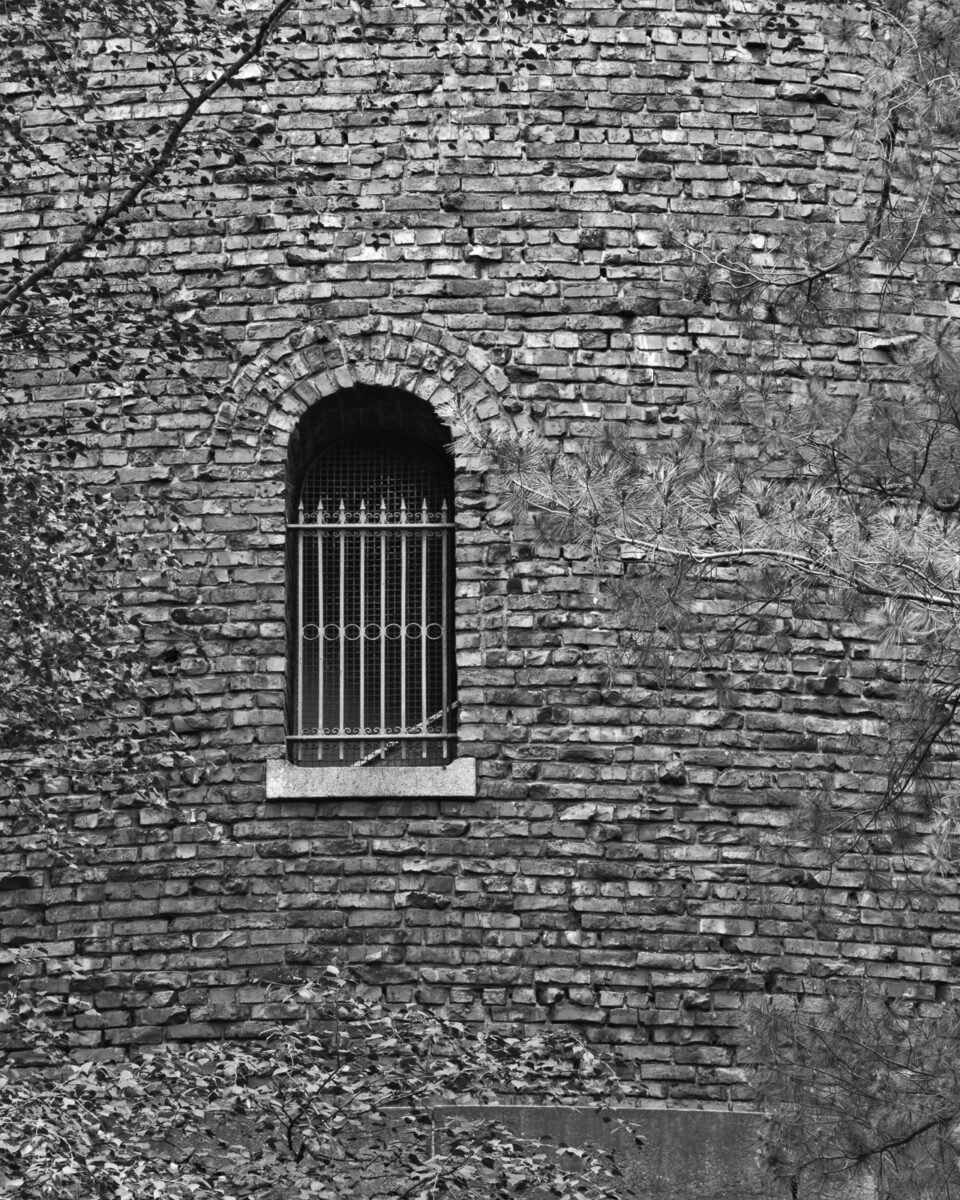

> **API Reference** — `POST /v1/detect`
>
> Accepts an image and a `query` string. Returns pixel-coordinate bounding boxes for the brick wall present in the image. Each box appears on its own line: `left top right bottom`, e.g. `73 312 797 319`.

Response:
3 0 957 1107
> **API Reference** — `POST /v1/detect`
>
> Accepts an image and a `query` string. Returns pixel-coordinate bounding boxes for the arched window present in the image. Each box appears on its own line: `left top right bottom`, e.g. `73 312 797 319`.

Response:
287 408 456 768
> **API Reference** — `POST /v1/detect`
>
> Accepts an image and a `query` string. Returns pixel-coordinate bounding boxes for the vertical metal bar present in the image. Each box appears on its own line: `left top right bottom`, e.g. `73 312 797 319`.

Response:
359 498 366 762
338 497 346 761
380 496 386 762
421 498 428 760
317 501 324 764
400 496 407 763
441 498 449 762
296 501 305 764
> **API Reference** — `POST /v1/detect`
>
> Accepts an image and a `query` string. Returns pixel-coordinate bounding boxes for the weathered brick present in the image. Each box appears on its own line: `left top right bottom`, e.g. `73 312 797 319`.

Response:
3 0 958 1114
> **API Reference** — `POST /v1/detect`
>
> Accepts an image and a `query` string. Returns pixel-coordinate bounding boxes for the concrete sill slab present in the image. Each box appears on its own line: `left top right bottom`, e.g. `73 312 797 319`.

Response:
266 757 477 799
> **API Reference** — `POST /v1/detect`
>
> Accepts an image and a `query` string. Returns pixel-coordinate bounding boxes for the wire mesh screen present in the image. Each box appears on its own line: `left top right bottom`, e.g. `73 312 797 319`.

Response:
290 437 455 767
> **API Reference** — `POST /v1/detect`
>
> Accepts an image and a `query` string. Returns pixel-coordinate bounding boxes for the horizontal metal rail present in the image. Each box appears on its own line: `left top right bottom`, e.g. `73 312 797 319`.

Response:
289 521 454 531
287 732 450 742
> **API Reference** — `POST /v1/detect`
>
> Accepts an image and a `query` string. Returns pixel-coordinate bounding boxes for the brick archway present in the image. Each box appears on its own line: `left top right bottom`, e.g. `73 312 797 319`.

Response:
209 317 528 458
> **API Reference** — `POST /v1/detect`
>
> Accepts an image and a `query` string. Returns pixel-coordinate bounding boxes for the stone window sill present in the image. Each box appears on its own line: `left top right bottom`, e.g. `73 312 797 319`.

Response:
265 757 477 799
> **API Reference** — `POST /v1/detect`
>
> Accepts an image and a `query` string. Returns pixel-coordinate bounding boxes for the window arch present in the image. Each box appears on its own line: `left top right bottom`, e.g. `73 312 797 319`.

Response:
286 389 456 768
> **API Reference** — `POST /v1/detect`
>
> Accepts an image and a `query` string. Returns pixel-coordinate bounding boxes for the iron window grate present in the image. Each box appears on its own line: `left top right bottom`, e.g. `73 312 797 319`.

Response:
289 438 456 767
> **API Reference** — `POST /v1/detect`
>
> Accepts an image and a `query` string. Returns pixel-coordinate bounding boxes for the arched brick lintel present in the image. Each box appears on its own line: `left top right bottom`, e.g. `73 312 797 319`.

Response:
213 317 529 457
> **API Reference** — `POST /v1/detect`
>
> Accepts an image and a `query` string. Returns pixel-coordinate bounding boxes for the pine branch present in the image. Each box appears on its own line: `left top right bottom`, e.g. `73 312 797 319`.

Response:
619 532 960 611
797 1111 954 1176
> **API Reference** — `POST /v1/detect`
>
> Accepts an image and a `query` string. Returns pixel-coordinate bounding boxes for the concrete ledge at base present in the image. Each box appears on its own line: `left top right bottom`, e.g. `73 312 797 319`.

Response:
265 757 477 799
430 1106 786 1200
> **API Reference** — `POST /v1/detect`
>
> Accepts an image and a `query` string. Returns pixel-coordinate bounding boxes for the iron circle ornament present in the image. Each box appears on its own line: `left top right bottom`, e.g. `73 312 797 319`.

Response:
302 624 321 641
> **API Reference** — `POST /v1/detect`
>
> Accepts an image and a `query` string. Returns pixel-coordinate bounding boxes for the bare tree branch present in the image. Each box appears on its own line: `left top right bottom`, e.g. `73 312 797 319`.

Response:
0 0 298 315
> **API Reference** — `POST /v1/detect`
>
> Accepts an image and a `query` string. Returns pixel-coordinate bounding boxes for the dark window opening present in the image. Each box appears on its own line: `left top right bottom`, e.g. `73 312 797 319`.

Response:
287 399 456 768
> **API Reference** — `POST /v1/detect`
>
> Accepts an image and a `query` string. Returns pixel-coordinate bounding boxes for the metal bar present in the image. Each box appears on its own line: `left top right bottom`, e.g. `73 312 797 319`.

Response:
338 498 345 760
296 504 304 761
317 515 325 764
400 497 407 764
421 499 428 760
359 499 366 762
380 496 386 763
441 499 449 761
